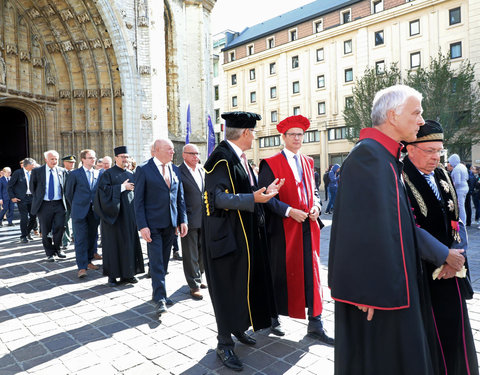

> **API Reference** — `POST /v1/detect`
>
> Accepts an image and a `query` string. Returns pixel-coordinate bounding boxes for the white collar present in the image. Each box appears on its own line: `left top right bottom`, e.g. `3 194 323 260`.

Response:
283 148 300 159
154 157 171 167
226 140 244 161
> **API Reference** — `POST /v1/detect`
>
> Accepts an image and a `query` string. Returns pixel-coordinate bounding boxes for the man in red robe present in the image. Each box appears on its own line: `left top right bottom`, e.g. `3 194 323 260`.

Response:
258 115 333 344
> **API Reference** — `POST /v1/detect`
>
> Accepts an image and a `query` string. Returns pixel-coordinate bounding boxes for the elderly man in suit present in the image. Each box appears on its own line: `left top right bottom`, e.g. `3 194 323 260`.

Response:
8 158 37 243
135 138 188 316
30 150 67 261
0 167 14 227
65 149 100 278
179 144 206 300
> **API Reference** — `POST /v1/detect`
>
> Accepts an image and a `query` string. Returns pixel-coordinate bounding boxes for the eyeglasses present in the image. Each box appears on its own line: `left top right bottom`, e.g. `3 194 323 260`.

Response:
248 129 256 135
412 144 446 156
184 152 199 156
285 132 304 139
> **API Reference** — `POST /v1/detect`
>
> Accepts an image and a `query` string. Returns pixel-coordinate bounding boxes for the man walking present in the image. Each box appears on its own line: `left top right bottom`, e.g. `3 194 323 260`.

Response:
8 158 37 243
0 167 14 227
30 150 67 261
61 155 76 249
65 150 100 278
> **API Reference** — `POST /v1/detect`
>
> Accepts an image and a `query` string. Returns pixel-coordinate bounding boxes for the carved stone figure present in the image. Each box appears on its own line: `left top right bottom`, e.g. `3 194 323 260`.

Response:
59 90 71 99
62 41 74 52
87 89 99 98
103 39 112 49
20 51 30 62
100 88 111 97
76 40 89 51
0 57 6 85
32 57 43 67
6 44 17 55
73 89 85 98
77 13 90 24
61 10 74 22
90 39 102 49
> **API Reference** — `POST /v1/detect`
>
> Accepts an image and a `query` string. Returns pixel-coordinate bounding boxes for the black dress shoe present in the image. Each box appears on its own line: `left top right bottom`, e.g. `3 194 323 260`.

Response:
156 300 167 315
20 237 28 244
216 348 243 372
172 251 182 260
271 324 285 337
57 250 67 258
145 270 151 279
307 322 334 345
165 298 174 306
234 332 256 346
46 255 55 262
121 277 138 284
27 235 34 241
8 223 14 227
107 277 118 287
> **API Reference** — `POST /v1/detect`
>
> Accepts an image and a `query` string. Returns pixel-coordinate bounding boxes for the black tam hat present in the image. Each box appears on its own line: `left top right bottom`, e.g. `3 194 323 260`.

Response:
62 155 76 162
114 146 128 156
221 111 261 128
412 120 444 143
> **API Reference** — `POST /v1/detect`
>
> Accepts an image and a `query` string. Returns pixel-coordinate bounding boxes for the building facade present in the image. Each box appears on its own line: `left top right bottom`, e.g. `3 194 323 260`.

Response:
0 0 215 168
220 0 479 171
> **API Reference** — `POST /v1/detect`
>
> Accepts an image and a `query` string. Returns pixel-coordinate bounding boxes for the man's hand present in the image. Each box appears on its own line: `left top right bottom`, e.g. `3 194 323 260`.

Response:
0 200 3 205
445 249 465 271
140 227 152 243
11 198 20 203
437 264 457 279
357 305 375 321
309 206 320 221
122 179 135 191
178 223 188 238
289 208 308 223
266 178 285 194
253 187 278 203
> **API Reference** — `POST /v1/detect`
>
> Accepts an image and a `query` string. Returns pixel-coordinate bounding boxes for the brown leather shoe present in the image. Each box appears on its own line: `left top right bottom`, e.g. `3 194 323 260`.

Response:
87 263 99 270
77 269 87 278
93 253 103 260
190 288 203 300
200 283 208 289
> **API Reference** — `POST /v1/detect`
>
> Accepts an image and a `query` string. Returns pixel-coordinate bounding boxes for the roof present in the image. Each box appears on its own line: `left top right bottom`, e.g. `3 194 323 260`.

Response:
223 0 362 50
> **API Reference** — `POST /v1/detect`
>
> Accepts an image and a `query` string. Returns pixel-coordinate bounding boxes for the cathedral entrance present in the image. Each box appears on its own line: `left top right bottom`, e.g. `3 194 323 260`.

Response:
0 107 28 170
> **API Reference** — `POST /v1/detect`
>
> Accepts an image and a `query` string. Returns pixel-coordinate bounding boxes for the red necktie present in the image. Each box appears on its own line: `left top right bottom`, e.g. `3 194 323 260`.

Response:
241 153 254 186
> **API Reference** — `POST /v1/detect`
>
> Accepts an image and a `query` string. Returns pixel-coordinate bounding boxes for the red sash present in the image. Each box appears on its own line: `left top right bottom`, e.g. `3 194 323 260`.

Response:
265 152 322 318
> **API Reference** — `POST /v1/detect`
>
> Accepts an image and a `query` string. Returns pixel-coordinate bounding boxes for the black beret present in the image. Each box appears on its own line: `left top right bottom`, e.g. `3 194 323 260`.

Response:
221 111 261 128
412 119 444 143
62 155 76 162
114 146 128 156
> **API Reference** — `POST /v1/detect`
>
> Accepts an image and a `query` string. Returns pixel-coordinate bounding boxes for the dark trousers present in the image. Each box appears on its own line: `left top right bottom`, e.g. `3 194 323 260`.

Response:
72 208 99 270
17 196 36 238
473 194 480 221
62 208 73 246
148 227 175 302
465 192 472 226
180 228 204 289
0 199 14 223
37 201 66 256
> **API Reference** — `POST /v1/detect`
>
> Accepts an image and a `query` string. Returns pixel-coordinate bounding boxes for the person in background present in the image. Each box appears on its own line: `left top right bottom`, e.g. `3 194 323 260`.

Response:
447 154 469 225
322 166 331 202
0 167 14 227
465 163 476 226
61 155 76 249
102 156 112 170
325 164 340 214
472 166 480 225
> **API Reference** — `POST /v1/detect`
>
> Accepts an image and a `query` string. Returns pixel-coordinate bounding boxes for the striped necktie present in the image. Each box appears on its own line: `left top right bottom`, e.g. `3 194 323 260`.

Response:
423 173 441 200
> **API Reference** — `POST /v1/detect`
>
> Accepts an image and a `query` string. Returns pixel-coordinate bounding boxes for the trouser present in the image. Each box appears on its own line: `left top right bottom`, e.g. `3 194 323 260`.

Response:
465 192 472 226
0 199 14 223
72 208 99 269
37 200 65 256
180 228 204 289
148 227 175 302
326 187 337 212
17 196 36 238
62 208 73 246
473 194 480 221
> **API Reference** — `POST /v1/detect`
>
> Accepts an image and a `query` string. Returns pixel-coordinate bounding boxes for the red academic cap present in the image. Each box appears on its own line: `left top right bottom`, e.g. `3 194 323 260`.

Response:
276 115 310 134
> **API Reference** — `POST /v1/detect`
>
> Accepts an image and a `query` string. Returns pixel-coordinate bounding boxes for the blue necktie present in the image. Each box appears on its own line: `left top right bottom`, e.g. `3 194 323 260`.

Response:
424 173 441 200
87 170 93 189
48 169 54 200
293 154 303 181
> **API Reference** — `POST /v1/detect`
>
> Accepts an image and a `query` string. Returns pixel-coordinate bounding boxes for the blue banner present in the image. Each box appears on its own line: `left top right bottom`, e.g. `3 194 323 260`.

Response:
207 115 215 156
186 104 191 144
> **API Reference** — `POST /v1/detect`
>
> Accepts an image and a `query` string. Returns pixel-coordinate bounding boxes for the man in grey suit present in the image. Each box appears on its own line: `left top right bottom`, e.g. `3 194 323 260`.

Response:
179 144 206 300
30 150 67 261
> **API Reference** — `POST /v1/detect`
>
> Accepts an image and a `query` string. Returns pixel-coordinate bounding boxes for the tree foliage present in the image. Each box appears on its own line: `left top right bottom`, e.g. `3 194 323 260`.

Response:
343 53 480 160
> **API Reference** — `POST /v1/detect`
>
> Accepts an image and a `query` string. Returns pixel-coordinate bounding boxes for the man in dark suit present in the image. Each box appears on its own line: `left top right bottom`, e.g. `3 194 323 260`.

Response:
135 138 188 315
179 144 205 300
61 155 76 249
30 150 67 261
0 167 14 226
8 158 37 243
65 149 100 278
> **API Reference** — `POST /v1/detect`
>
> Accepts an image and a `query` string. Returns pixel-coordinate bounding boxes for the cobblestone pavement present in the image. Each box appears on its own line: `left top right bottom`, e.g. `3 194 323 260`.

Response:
1 213 479 374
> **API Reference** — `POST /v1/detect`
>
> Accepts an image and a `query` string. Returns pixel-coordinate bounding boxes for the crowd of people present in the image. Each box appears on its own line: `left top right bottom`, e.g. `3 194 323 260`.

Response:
1 84 479 373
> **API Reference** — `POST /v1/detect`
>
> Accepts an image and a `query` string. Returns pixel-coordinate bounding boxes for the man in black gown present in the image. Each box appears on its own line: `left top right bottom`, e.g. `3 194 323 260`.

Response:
94 146 144 286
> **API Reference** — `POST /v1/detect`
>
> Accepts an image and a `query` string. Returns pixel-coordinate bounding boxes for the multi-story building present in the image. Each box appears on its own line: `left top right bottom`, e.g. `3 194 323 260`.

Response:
220 0 480 171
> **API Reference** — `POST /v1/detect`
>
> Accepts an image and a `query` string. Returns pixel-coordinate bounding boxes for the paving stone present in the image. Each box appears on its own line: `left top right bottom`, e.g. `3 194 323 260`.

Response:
11 342 47 362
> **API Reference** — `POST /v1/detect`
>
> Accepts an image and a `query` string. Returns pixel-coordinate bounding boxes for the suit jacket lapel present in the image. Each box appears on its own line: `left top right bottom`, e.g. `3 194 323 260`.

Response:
148 158 169 189
181 163 201 192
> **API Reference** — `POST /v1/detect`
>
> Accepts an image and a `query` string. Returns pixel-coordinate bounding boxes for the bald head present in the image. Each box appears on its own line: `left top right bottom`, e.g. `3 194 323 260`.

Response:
182 144 200 169
153 138 175 164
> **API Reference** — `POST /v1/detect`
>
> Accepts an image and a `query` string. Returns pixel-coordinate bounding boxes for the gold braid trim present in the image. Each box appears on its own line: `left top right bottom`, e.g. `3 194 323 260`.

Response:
438 164 459 220
402 171 428 217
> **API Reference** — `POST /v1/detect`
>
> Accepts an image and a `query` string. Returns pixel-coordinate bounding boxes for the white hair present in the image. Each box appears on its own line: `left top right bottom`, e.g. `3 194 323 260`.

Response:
103 156 112 164
371 85 423 126
44 150 59 159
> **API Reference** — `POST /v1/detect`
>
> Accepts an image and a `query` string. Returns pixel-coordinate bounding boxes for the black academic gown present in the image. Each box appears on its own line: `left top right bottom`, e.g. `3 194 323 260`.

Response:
202 141 275 341
94 165 144 279
328 128 440 375
403 156 478 375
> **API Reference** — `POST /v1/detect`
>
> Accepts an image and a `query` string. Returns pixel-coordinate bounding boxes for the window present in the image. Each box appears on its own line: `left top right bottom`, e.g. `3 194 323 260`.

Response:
270 86 277 99
213 61 219 77
290 29 297 41
232 96 237 107
410 52 421 68
328 127 348 140
372 0 383 13
267 37 275 49
450 42 462 59
247 44 254 56
314 19 323 33
269 62 276 75
449 7 461 25
229 51 235 62
292 81 300 94
293 106 300 116
317 75 325 89
345 96 354 109
341 10 351 24
344 40 352 54
271 111 278 123
375 60 385 75
303 130 320 143
231 74 237 85
292 56 299 69
409 20 420 36
316 48 324 62
344 68 353 82
318 102 326 115
249 69 255 80
375 30 384 46
215 109 220 124
259 135 281 148
250 91 256 103
214 85 219 101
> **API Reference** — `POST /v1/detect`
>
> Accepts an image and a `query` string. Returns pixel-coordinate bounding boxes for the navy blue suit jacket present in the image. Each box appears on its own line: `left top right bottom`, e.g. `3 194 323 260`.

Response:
134 158 187 230
0 177 10 201
65 168 99 220
8 168 29 201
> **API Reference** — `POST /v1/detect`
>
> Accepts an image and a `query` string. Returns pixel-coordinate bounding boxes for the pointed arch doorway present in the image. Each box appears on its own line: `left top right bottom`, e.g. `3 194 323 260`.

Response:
0 107 28 170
